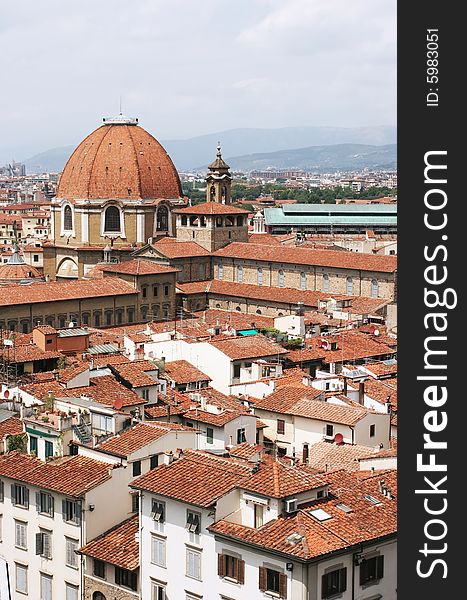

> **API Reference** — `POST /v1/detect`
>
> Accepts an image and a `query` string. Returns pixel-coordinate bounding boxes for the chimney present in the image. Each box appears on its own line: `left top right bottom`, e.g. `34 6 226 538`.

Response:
343 378 348 396
163 450 174 465
358 381 365 405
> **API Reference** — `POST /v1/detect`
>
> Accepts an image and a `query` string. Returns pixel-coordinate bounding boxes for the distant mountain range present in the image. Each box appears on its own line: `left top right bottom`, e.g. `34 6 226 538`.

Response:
23 125 396 173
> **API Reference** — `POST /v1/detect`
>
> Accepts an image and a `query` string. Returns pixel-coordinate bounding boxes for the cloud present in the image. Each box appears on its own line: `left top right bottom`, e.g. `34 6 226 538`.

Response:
0 0 395 163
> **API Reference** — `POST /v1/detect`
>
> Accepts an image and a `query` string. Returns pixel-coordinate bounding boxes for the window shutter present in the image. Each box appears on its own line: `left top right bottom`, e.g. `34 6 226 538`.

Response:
24 487 29 508
130 571 137 591
359 560 368 585
376 555 384 579
36 491 41 511
43 533 51 558
76 502 82 524
62 499 67 520
115 567 121 585
218 553 226 577
259 566 267 591
11 484 16 504
36 532 43 555
279 573 288 599
49 495 55 516
340 568 347 592
321 574 329 598
238 559 245 584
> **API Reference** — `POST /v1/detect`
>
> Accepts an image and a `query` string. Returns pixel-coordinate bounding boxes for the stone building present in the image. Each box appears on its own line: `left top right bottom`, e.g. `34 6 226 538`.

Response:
205 143 232 204
44 115 186 280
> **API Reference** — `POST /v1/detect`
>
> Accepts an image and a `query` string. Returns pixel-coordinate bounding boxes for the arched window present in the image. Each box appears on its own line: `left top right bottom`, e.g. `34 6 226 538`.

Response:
215 303 221 309
300 272 306 290
371 278 379 298
104 206 121 232
256 309 262 315
157 206 169 231
322 273 330 293
210 186 216 200
63 205 72 231
221 186 227 201
257 267 263 286
181 216 188 226
236 216 243 227
278 269 285 288
235 306 241 312
346 276 353 295
236 265 243 283
94 312 101 327
93 593 106 600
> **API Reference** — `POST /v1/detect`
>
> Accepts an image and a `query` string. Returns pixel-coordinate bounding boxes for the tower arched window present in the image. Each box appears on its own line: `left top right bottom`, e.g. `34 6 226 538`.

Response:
371 278 379 298
156 206 169 231
221 186 227 201
210 186 216 200
346 276 353 295
63 205 72 231
104 206 121 233
322 273 330 293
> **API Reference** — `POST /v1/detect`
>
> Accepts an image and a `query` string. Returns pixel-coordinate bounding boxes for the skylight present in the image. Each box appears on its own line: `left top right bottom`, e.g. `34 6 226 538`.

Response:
336 503 353 513
365 495 382 505
309 508 332 521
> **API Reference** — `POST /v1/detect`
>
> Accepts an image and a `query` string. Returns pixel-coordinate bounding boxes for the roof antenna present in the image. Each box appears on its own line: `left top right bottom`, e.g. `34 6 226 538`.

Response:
119 95 123 116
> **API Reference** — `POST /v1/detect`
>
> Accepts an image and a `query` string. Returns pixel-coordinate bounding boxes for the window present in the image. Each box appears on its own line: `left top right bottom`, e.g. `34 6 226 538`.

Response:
150 454 159 469
62 499 81 525
33 254 39 262
151 500 165 523
16 563 28 595
36 491 54 517
104 205 121 232
322 567 347 598
257 267 263 285
93 593 107 600
0 479 4 501
218 554 245 584
346 276 353 295
278 269 285 288
186 547 202 580
164 285 170 296
360 555 384 585
40 573 52 600
206 427 214 445
151 534 166 567
254 503 264 528
300 272 306 290
131 493 140 513
36 530 52 559
153 285 159 297
66 583 79 600
93 559 106 579
63 205 73 231
15 520 27 549
218 261 224 280
45 440 54 459
128 309 134 323
186 510 201 534
236 265 243 283
133 460 142 476
29 435 38 454
12 483 29 508
142 286 148 298
325 424 334 438
259 567 287 598
236 428 246 444
94 312 101 327
66 537 78 568
105 311 113 326
152 581 166 600
82 313 90 325
277 419 285 435
115 567 138 591
369 424 376 437
371 278 379 298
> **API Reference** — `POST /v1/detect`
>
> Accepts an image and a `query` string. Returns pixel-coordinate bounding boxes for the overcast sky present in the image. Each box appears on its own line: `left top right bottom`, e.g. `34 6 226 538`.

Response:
0 0 396 163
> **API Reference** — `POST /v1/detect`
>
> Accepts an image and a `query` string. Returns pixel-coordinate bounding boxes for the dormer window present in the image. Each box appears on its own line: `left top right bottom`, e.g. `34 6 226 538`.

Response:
186 510 201 534
151 500 165 522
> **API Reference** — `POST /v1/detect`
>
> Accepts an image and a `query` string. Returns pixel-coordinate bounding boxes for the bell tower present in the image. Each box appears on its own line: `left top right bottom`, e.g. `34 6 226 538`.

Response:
206 143 232 204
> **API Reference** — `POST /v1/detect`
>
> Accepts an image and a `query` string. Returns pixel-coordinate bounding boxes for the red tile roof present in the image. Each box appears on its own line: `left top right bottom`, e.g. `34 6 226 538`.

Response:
163 360 211 384
100 258 179 276
0 452 112 497
210 335 288 361
0 278 137 307
304 440 379 472
79 515 139 570
95 422 182 458
152 238 211 258
174 202 249 215
213 242 397 273
0 417 24 443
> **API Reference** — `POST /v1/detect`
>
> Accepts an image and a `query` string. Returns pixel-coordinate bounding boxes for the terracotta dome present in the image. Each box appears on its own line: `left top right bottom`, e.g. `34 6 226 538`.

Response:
0 248 43 283
57 116 183 200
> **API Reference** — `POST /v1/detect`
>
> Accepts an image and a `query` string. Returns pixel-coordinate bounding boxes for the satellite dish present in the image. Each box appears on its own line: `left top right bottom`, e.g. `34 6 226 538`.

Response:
334 433 344 445
113 397 124 411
